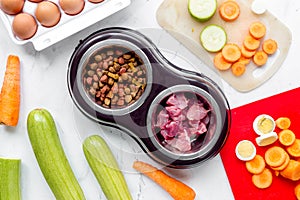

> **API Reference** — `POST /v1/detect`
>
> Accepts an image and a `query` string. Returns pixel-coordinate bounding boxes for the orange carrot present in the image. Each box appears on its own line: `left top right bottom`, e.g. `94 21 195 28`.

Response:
241 45 256 58
222 43 241 62
243 35 260 51
0 55 20 126
253 51 268 66
275 117 291 129
249 21 266 39
213 52 232 71
265 146 286 167
295 183 300 200
219 0 240 22
280 160 300 181
287 139 300 158
278 129 296 146
231 62 246 76
262 39 278 55
271 151 290 171
133 161 196 200
252 168 273 189
245 154 266 174
237 56 251 65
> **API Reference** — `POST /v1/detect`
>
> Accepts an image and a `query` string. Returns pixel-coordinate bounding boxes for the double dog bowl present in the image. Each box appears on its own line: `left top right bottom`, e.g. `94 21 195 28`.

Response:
67 27 231 168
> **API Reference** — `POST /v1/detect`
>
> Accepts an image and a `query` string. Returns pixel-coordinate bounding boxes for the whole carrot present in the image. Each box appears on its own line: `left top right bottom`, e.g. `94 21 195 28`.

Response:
0 55 20 126
133 161 196 200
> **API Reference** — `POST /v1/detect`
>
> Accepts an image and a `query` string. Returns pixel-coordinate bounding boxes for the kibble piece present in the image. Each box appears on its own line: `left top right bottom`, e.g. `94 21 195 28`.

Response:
94 54 103 62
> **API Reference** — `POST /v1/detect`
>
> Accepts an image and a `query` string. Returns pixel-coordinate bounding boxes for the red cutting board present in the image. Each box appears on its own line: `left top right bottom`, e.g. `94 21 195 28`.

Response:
220 87 300 200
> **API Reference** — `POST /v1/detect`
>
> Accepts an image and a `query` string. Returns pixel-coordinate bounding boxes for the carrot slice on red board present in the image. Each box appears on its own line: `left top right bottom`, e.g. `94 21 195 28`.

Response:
265 146 286 167
275 117 291 130
246 154 266 174
271 151 290 171
295 184 300 200
280 159 300 181
252 168 273 189
287 139 300 158
278 129 296 146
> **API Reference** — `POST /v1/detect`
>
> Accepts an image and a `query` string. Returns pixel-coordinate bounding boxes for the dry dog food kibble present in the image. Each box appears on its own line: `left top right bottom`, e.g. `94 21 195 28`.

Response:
82 45 147 109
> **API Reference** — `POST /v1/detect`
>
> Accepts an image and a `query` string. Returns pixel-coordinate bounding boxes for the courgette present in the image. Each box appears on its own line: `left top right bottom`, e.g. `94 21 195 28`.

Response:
0 157 21 200
83 135 132 200
27 108 85 200
188 0 217 22
200 24 227 52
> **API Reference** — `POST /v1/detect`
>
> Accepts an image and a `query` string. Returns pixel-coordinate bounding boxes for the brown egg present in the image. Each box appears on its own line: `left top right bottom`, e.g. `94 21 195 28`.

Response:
28 0 43 2
88 0 104 3
59 0 85 15
12 13 37 40
35 1 61 27
0 0 24 15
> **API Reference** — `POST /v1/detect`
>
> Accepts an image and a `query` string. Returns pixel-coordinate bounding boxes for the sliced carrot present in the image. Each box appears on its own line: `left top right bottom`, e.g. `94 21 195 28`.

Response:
265 146 286 167
133 161 196 200
243 35 260 51
249 21 266 39
231 62 246 76
237 56 251 65
246 154 266 174
253 51 268 66
221 43 241 62
295 183 300 200
275 117 291 129
219 0 240 22
213 52 232 71
278 129 296 146
0 55 20 126
280 160 300 181
262 39 278 55
271 151 290 171
252 168 272 189
287 139 300 158
241 45 256 58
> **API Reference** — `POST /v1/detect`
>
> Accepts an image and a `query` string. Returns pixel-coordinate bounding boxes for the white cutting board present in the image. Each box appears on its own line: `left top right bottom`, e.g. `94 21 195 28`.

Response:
156 0 292 92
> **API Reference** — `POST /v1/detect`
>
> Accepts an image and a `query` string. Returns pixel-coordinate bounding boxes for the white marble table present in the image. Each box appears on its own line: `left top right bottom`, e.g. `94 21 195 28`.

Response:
0 0 299 199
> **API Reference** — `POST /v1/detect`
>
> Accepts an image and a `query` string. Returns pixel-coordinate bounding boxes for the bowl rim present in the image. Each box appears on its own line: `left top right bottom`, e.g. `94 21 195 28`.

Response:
76 38 153 116
146 84 224 160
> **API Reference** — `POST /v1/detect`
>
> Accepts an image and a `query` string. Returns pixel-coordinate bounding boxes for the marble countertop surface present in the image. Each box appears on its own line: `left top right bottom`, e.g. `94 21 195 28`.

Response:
0 0 300 199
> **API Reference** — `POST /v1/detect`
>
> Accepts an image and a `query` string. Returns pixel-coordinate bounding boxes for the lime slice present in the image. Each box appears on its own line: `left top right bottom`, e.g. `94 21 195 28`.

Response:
200 24 227 52
188 0 217 22
256 132 278 147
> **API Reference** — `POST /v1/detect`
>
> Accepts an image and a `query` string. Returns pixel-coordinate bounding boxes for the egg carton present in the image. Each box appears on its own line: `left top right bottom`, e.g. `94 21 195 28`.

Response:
0 0 131 51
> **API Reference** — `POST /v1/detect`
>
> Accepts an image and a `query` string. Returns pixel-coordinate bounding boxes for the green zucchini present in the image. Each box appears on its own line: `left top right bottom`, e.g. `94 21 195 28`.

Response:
83 135 132 200
27 108 85 200
0 157 21 200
